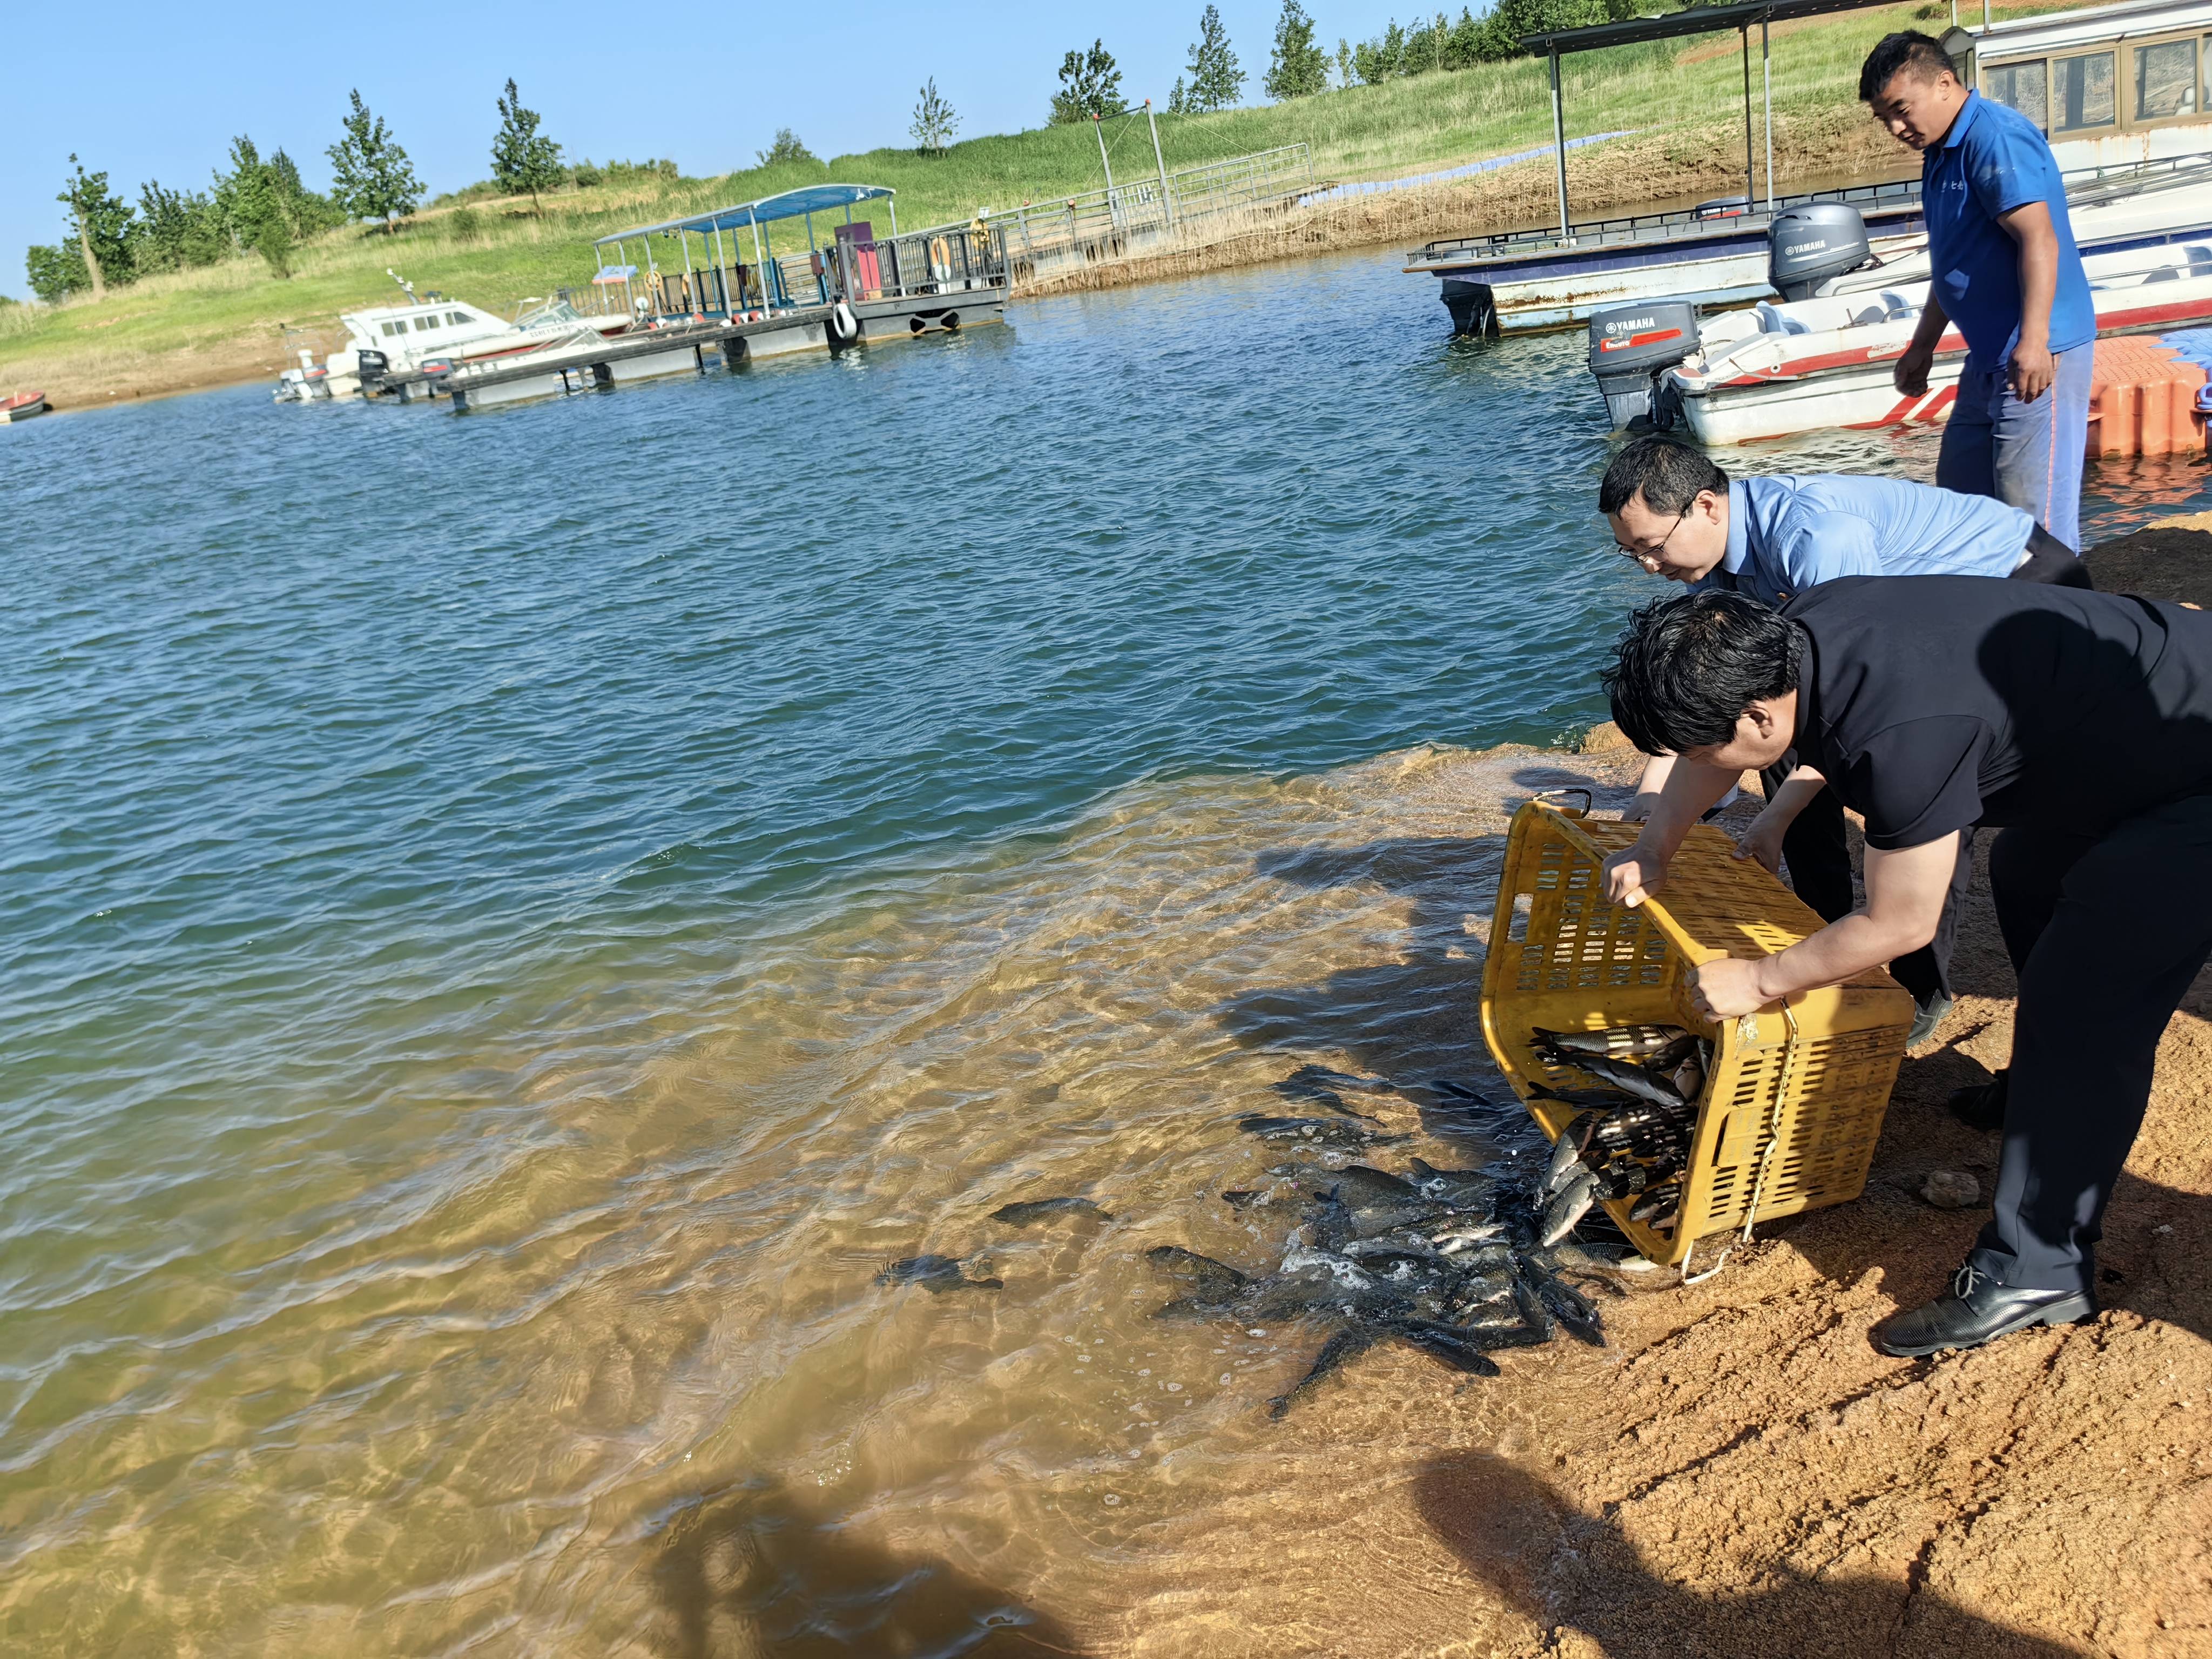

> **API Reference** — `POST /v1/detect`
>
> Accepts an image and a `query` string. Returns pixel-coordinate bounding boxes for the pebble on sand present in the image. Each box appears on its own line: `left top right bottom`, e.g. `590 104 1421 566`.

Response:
1919 1170 1981 1210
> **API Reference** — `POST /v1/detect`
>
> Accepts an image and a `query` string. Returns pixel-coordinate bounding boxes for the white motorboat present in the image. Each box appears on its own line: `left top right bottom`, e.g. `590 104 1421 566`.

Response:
1662 237 2212 443
274 274 629 401
1409 0 2212 334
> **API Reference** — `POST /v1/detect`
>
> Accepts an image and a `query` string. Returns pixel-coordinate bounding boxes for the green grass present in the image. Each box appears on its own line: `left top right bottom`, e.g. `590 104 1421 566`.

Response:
0 0 2064 392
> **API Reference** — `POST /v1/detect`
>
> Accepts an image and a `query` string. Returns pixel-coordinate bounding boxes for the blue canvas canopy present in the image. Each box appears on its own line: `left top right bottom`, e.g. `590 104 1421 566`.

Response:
595 185 896 246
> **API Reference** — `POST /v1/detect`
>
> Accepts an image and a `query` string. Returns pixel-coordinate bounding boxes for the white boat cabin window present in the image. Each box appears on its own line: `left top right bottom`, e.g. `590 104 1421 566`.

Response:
1985 58 2048 129
413 315 438 331
2053 50 2117 131
381 319 407 337
2133 38 2197 118
447 311 470 327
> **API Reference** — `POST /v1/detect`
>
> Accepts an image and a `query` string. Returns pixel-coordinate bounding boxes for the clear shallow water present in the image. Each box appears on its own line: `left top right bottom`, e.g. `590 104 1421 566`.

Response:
2 251 2204 1655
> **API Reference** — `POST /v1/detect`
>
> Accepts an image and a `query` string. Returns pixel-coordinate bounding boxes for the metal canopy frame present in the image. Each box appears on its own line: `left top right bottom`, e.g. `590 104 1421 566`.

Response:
1522 0 1901 236
593 185 900 321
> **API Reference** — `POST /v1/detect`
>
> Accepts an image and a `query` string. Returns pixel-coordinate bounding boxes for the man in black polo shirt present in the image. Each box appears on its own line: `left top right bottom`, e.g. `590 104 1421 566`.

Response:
1597 579 2212 1354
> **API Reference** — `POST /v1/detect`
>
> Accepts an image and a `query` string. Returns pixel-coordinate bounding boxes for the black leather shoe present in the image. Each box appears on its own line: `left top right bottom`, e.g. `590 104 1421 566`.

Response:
1948 1069 2007 1131
1872 1263 2094 1358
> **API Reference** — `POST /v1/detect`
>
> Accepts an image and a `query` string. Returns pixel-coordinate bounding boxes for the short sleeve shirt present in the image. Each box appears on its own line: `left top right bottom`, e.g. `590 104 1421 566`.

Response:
1696 476 2034 607
1783 577 2212 849
1923 91 2094 362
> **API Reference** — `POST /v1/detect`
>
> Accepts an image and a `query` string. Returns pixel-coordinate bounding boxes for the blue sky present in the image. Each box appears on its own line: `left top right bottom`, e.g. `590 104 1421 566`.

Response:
5 0 1419 301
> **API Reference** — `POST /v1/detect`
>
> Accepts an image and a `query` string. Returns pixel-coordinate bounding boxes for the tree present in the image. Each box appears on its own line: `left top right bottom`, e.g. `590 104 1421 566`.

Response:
1337 37 1356 87
1168 76 1189 114
1183 5 1246 111
136 180 227 273
1049 39 1124 124
25 244 84 305
327 90 422 233
267 147 343 238
490 78 565 211
911 78 959 156
58 156 134 301
217 137 293 276
1265 2 1330 98
756 127 818 167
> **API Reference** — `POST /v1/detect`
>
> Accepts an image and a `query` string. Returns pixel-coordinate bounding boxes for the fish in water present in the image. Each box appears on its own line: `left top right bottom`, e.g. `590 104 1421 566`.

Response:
1237 1115 1403 1149
877 1255 1004 1293
1273 1065 1389 1120
1149 1156 1607 1418
990 1196 1114 1226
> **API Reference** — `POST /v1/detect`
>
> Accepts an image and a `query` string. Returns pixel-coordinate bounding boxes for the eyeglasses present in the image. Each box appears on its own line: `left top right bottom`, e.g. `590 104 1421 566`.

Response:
1613 506 1691 571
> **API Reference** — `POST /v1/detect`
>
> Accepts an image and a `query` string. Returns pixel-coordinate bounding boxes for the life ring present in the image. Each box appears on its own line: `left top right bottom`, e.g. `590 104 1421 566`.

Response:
928 236 953 281
830 300 859 342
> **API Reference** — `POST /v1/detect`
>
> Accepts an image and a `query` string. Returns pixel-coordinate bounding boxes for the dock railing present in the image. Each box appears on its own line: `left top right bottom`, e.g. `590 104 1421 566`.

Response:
960 143 1316 287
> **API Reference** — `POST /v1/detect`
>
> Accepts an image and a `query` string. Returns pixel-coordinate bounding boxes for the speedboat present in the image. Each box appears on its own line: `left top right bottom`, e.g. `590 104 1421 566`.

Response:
274 275 629 401
1642 238 2212 443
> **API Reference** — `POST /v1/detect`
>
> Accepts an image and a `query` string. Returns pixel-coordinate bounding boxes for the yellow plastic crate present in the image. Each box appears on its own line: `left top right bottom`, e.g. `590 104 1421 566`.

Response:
1479 796 1913 1267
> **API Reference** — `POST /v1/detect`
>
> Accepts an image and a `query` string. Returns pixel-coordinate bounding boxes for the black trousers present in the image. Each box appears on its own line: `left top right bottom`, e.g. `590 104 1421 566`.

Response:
1766 527 2092 1001
1971 793 2212 1292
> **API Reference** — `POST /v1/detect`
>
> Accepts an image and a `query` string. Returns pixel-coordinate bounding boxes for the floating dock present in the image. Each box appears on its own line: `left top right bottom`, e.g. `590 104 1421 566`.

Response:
365 184 1010 413
2089 335 2210 457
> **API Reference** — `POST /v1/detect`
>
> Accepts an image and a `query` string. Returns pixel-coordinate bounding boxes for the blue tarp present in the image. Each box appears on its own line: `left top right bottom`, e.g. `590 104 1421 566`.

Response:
2161 327 2212 375
597 185 894 245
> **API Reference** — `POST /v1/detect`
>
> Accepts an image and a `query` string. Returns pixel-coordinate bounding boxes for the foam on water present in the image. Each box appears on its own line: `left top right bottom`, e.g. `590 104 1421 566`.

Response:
1 248 2202 1654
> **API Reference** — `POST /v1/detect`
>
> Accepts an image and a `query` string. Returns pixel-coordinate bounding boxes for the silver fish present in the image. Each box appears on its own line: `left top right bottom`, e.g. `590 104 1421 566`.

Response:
1542 1050 1687 1110
1531 1024 1687 1057
1539 1168 1600 1246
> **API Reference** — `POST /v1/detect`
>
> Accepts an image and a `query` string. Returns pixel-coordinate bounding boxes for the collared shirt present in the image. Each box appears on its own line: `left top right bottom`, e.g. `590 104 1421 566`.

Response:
1782 577 2212 849
1923 90 2094 362
1694 475 2034 608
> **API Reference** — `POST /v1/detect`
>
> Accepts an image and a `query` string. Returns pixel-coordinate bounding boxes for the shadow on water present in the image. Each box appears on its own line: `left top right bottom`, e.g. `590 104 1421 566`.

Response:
649 1477 1088 1659
1413 1453 2083 1657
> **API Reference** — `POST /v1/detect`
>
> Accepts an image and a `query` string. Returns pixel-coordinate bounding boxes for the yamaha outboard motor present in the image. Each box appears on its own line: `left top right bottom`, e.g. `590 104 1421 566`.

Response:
1768 203 1873 300
1586 300 1701 429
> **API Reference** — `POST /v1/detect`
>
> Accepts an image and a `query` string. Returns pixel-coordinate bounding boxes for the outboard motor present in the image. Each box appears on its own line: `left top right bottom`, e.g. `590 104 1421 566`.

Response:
1768 203 1873 300
1586 300 1701 429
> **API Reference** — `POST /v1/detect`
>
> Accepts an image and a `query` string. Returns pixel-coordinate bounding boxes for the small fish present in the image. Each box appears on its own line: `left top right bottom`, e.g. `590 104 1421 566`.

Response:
1539 1168 1600 1247
1405 1157 1495 1206
1540 1050 1687 1110
1429 1220 1507 1253
1267 1328 1375 1419
1629 1185 1680 1226
1276 1064 1392 1116
1237 1115 1399 1148
878 1255 1003 1293
990 1196 1113 1226
1542 1114 1600 1196
1387 1318 1503 1377
1532 1024 1687 1058
1145 1244 1252 1304
1221 1189 1263 1210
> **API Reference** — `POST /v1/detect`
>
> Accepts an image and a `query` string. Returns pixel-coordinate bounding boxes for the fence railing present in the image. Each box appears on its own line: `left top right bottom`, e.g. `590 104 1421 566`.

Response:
916 143 1317 287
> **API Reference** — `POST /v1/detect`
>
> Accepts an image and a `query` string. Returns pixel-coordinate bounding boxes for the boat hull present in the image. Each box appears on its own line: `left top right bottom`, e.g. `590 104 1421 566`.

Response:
0 394 49 423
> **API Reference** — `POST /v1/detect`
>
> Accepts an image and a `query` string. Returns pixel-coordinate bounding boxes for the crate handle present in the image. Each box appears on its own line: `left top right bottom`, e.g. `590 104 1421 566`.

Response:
1531 787 1593 817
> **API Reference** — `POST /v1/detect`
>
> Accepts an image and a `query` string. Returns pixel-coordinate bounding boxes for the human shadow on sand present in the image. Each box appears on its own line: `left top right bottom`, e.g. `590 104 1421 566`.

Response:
648 1476 1087 1658
1414 1452 2084 1658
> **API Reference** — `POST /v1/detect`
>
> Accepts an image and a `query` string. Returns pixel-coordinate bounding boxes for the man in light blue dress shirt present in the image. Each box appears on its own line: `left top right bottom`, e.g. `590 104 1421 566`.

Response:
1600 436 2087 1041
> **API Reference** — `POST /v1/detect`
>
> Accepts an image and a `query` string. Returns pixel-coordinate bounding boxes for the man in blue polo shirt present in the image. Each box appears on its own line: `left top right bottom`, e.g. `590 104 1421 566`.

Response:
1600 436 2088 1042
1862 32 2096 548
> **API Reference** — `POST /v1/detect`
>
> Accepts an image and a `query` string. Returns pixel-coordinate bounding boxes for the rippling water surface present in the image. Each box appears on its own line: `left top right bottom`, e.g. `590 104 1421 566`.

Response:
3 250 2204 1655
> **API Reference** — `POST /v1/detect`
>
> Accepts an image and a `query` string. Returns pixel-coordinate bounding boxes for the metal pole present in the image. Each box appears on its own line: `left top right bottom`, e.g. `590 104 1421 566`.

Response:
889 197 899 235
1147 98 1172 229
1548 46 1569 238
1762 13 1775 213
751 216 766 312
712 224 727 313
1741 25 1756 211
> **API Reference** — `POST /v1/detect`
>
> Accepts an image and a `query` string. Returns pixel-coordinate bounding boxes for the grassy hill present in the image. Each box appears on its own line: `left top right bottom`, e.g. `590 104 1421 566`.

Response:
0 0 2047 403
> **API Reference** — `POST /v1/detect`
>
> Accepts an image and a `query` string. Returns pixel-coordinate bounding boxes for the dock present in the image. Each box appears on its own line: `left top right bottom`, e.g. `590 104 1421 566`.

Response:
364 184 1011 413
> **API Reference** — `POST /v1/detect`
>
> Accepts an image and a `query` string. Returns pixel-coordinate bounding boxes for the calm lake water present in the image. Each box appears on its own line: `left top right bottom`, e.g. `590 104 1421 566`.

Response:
3 251 2204 1656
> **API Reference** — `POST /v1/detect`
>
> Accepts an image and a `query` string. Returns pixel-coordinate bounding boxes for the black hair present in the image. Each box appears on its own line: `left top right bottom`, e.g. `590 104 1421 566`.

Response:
1859 31 1958 102
1602 590 1802 756
1597 436 1730 518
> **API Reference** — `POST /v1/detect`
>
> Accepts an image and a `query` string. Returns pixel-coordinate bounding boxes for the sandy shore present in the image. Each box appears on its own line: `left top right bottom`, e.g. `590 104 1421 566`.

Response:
1114 521 2212 1658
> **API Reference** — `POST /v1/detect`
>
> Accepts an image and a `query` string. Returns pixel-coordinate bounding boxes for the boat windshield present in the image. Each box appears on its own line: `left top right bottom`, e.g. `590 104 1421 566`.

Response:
512 298 587 330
